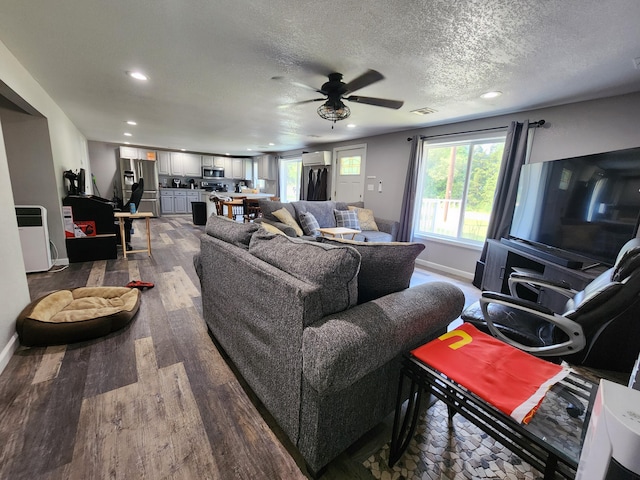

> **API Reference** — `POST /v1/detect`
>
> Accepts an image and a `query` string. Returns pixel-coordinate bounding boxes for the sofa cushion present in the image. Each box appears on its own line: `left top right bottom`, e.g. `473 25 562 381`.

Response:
299 211 321 237
258 199 296 223
205 215 260 248
334 209 361 230
249 232 360 315
348 206 379 231
317 237 425 303
293 201 343 228
273 208 304 236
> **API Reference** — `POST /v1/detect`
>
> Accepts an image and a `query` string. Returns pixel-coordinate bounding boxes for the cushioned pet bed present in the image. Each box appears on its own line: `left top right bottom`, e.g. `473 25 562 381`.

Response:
16 286 141 346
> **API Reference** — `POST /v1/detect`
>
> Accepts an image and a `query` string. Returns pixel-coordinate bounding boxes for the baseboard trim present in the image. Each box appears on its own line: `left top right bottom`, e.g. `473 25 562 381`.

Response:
415 259 474 281
0 333 19 375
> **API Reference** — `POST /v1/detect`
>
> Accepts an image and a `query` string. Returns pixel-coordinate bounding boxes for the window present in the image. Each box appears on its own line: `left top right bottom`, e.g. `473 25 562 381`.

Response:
414 136 506 243
279 157 302 202
339 156 361 176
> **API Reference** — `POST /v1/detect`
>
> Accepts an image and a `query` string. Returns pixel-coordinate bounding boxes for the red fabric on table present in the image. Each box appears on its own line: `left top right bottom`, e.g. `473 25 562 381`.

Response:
411 322 569 424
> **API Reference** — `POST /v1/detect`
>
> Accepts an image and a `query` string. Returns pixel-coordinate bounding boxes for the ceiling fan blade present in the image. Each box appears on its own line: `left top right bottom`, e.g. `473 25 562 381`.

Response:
278 98 325 109
343 69 384 94
345 95 404 109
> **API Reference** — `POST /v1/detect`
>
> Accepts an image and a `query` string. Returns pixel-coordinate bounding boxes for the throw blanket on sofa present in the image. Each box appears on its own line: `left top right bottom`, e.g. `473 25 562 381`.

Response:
411 323 569 423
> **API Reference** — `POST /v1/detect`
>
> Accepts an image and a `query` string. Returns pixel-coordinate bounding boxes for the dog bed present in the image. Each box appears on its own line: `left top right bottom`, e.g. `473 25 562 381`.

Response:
16 287 141 347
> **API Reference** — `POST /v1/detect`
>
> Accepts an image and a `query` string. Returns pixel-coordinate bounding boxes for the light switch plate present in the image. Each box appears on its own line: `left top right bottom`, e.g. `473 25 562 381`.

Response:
367 184 374 191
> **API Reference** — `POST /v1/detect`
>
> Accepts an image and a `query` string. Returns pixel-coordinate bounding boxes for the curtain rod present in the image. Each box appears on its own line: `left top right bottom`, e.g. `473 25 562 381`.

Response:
407 119 545 142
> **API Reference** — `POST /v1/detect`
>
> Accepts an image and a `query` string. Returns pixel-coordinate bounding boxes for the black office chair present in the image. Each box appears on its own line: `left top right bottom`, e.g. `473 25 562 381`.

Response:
123 178 144 250
461 238 640 372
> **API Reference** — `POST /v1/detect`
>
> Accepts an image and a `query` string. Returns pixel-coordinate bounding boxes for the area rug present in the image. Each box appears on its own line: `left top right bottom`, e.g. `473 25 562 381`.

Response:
363 400 543 480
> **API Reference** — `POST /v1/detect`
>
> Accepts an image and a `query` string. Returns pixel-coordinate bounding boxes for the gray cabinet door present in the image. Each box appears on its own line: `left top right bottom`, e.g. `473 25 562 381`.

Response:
160 194 174 213
173 192 188 213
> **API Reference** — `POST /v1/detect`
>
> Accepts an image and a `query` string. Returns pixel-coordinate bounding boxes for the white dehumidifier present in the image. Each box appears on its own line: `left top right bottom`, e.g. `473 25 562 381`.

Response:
16 205 53 273
576 379 640 479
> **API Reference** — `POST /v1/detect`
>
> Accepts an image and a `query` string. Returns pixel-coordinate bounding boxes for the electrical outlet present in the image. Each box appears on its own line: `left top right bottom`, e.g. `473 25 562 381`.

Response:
634 57 640 70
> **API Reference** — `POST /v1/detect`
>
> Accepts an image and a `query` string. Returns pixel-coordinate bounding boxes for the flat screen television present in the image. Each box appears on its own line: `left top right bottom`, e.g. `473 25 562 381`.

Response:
509 146 640 267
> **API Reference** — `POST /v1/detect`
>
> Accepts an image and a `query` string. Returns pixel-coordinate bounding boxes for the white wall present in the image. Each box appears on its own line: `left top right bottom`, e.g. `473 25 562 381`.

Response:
300 91 640 278
0 117 30 373
88 141 120 200
0 38 88 371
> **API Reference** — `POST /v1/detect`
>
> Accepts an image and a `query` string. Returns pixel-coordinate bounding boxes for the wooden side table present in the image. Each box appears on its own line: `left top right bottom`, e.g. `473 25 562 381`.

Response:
317 227 361 239
114 211 153 259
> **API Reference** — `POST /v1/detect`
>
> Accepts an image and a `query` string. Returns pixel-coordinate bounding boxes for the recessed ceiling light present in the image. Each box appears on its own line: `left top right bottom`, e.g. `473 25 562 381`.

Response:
127 71 149 81
124 142 130 145
480 91 502 99
247 148 253 151
268 142 275 146
411 107 438 115
124 132 132 137
126 120 137 125
180 148 186 151
225 153 230 156
347 124 356 128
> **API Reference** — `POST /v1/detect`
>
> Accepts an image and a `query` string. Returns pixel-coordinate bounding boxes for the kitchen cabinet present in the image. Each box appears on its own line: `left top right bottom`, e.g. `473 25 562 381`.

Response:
169 152 201 177
173 191 188 213
258 154 277 180
201 155 214 167
213 156 225 168
119 146 139 159
232 158 244 179
138 149 157 161
119 147 157 160
160 190 174 213
187 191 199 213
157 151 171 175
160 189 188 214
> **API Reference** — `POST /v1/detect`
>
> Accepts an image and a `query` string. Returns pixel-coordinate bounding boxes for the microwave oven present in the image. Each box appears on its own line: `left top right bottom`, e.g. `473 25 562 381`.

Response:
203 167 224 179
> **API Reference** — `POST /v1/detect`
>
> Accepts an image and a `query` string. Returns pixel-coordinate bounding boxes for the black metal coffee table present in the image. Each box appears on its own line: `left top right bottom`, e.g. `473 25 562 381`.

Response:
389 354 598 479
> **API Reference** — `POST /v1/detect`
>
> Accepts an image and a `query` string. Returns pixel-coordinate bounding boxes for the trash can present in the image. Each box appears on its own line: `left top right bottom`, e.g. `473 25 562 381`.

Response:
191 201 207 225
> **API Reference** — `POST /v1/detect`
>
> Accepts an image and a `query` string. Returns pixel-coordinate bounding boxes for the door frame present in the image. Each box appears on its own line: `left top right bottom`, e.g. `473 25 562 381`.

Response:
332 143 367 202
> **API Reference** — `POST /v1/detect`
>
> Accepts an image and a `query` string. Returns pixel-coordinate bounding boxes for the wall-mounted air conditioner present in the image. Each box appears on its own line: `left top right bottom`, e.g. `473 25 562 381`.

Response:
302 151 332 166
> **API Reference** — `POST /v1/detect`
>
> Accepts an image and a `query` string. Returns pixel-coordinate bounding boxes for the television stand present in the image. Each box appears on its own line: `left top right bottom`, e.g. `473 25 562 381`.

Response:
482 239 605 312
499 238 586 269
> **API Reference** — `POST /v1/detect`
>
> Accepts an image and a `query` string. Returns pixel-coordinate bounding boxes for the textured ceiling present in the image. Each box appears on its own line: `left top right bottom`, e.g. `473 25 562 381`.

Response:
1 0 639 155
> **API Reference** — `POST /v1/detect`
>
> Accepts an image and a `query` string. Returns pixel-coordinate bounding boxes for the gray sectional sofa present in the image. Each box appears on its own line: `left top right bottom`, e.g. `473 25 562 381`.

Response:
257 199 399 242
194 215 465 474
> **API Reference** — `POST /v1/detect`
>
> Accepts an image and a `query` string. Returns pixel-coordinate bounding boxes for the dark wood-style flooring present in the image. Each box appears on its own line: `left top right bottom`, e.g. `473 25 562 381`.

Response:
0 215 479 479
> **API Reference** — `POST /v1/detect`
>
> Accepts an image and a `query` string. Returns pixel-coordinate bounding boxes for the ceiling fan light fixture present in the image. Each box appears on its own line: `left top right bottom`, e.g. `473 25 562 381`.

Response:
317 103 351 122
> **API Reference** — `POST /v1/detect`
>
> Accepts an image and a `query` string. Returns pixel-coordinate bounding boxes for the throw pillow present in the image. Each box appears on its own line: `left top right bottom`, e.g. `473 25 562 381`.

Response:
317 237 425 303
298 211 321 237
348 206 379 231
259 222 286 236
334 209 361 230
249 232 360 318
272 208 304 236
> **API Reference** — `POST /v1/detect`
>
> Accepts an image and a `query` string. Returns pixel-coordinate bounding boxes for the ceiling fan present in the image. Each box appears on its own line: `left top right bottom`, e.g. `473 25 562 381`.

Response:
278 69 404 123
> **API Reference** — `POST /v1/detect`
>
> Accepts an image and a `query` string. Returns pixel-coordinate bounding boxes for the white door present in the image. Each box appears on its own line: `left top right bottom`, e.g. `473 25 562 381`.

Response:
333 145 366 203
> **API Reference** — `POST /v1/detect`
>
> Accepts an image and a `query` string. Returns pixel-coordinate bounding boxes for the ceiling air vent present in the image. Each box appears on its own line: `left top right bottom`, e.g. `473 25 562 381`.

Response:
411 107 437 115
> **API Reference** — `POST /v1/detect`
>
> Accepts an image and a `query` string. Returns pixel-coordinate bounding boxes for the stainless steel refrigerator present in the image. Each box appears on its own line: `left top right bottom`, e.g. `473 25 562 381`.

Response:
120 158 160 216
